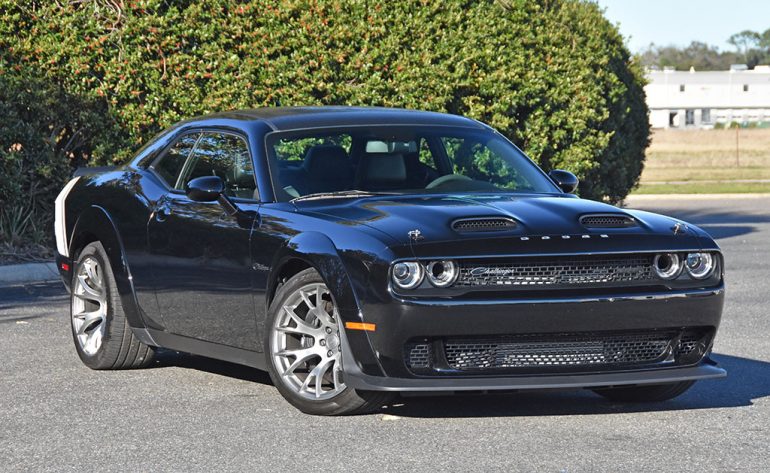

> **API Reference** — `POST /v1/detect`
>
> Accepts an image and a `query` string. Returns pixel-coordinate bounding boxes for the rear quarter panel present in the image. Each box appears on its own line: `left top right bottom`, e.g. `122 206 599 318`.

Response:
66 168 167 328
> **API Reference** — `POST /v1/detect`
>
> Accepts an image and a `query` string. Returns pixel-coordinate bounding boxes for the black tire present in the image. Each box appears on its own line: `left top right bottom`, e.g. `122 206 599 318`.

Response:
592 381 696 402
70 241 156 370
265 268 393 415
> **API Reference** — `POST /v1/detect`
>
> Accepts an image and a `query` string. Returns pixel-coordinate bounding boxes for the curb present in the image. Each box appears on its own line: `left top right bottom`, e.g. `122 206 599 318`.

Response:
0 262 59 287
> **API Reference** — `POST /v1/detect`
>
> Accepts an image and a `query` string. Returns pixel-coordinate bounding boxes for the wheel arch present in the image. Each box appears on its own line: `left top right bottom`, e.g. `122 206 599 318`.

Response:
266 232 360 315
264 231 386 377
69 205 146 329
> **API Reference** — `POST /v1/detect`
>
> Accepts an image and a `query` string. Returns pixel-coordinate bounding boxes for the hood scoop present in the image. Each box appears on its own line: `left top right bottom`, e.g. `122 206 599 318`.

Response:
452 217 518 233
579 213 637 228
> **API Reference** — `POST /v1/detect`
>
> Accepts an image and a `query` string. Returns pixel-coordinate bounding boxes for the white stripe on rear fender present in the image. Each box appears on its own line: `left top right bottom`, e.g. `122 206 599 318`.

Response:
54 176 81 257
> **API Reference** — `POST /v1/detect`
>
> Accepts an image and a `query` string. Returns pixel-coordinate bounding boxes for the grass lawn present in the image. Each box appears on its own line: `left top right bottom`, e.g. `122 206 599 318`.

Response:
632 128 770 194
635 181 770 194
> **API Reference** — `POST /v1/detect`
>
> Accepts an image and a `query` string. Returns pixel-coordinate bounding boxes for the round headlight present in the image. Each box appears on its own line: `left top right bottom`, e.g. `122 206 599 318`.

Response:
685 252 715 279
653 253 682 280
392 262 424 289
426 260 459 288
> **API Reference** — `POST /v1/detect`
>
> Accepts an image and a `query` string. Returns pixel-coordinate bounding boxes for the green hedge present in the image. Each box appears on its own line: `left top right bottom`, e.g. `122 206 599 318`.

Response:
0 0 649 246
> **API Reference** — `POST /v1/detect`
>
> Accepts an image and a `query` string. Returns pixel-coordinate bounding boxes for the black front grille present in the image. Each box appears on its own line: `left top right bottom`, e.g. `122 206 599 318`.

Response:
580 214 637 228
404 328 711 375
457 254 656 289
452 217 517 233
405 343 432 370
445 332 672 369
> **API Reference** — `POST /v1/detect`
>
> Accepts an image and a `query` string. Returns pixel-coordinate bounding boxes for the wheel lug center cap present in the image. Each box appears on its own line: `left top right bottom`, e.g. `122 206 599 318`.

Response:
325 333 340 352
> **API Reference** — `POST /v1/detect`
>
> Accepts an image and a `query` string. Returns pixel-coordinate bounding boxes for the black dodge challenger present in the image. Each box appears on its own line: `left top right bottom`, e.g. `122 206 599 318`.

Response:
54 107 725 415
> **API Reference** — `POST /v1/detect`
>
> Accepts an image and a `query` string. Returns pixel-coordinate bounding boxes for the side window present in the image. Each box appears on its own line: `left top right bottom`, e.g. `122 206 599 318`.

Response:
152 133 199 187
180 133 256 199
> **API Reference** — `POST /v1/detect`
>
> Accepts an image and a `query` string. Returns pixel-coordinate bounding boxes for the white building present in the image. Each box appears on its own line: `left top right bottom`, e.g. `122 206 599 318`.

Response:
645 66 770 128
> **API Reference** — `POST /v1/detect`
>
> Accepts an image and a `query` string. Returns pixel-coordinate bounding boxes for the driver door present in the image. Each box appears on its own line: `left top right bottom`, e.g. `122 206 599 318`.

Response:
146 130 260 350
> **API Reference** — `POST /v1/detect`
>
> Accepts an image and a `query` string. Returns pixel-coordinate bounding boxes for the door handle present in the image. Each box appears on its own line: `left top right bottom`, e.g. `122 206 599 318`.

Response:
155 203 171 222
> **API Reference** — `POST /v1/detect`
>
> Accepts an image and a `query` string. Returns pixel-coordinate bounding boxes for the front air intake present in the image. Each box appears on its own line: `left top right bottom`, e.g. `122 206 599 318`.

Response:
451 217 517 233
579 214 637 228
404 328 714 375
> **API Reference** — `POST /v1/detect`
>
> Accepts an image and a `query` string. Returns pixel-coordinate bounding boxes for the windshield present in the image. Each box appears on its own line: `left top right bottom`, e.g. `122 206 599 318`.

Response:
266 126 559 201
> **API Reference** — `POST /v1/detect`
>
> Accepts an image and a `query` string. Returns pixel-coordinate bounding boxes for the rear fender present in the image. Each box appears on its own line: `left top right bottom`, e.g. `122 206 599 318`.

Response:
69 205 147 330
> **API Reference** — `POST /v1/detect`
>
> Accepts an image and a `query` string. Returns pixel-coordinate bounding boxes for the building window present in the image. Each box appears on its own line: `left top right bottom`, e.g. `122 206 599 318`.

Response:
679 84 685 92
669 112 678 127
701 108 711 124
743 84 749 92
685 109 695 126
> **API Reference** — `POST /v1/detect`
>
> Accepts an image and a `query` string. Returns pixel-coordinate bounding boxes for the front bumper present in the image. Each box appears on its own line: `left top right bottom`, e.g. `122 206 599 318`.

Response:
340 285 726 390
342 355 725 392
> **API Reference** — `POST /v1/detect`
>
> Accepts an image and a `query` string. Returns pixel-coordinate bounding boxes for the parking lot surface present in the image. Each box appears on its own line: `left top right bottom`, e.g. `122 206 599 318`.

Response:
2 196 769 471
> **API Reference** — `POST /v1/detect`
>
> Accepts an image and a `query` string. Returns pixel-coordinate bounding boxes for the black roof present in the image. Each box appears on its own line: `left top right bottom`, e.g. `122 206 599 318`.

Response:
195 106 487 131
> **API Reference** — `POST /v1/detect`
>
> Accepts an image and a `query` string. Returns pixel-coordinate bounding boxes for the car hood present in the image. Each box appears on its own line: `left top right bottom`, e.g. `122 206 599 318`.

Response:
295 193 711 257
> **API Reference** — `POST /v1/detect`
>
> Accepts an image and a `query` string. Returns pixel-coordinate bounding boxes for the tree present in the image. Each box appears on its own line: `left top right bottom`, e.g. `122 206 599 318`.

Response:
728 30 761 63
639 41 741 70
760 28 770 49
0 0 650 247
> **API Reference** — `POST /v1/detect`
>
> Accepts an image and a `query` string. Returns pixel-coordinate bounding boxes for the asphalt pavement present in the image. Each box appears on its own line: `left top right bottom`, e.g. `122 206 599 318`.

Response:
1 196 769 472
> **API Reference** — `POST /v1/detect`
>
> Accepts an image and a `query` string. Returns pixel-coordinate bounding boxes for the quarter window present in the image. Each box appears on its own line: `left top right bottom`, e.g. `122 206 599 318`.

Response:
179 133 256 199
153 133 199 187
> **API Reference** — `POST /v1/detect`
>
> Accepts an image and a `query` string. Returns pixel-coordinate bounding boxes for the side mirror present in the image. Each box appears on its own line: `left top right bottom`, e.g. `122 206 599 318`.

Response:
185 175 242 217
548 170 579 194
185 176 224 202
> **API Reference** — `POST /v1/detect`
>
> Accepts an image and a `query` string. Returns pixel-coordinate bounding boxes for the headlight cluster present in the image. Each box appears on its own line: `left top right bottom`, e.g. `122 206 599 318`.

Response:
653 252 717 280
392 260 458 289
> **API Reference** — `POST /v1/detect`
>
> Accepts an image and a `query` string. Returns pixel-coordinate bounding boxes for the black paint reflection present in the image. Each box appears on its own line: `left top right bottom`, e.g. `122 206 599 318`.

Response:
148 196 259 349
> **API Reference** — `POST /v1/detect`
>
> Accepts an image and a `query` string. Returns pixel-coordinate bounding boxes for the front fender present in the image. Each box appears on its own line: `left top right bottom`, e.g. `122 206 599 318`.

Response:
267 231 389 377
268 231 363 315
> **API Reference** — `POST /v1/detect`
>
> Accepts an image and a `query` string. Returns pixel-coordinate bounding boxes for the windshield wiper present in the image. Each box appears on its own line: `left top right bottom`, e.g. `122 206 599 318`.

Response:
291 189 398 202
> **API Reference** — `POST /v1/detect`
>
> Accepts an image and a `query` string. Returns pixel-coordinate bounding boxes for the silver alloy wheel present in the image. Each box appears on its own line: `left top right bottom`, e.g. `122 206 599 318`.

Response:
71 256 108 356
271 283 346 400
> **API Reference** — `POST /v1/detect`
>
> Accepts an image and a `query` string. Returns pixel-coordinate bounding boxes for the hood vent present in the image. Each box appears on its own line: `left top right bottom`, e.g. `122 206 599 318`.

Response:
452 217 517 233
580 214 637 228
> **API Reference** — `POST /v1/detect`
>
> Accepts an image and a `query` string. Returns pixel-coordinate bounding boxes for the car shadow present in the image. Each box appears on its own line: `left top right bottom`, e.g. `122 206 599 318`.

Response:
383 353 770 418
0 282 68 313
696 225 756 240
151 349 274 385
151 352 770 417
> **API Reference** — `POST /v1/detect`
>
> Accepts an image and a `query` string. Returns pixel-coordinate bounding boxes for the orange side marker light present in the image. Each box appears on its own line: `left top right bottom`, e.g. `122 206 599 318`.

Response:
344 322 376 332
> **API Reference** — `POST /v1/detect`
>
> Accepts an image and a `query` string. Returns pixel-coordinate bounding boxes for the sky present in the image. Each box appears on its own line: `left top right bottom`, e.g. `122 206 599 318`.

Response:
595 0 770 52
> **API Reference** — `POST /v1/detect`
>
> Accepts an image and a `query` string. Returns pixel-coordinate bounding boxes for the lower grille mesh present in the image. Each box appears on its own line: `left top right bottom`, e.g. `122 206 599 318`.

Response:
445 333 672 369
405 328 710 374
405 343 432 370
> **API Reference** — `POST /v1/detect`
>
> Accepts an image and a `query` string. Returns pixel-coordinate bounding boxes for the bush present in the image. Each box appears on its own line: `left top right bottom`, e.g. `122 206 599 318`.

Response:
0 61 113 247
0 0 649 247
